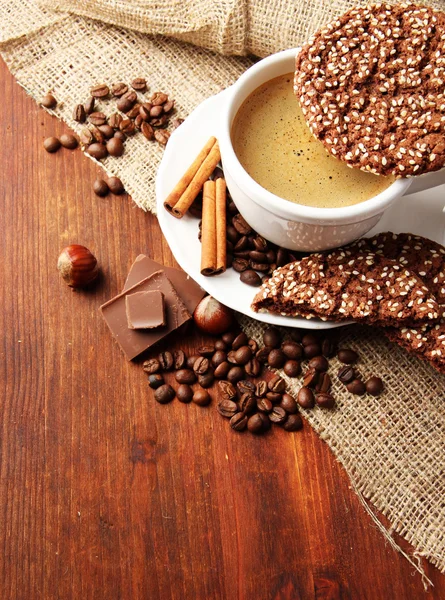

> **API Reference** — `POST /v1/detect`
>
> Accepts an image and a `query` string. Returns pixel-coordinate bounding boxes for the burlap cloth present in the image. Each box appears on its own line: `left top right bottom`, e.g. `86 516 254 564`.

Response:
1 0 444 585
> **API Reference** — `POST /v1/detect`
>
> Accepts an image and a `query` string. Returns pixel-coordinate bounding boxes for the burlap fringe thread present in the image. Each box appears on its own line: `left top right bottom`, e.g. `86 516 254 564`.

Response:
1 0 445 587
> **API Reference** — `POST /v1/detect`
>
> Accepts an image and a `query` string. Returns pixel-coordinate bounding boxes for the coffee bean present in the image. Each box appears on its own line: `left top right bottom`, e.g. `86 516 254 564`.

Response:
232 214 252 235
79 128 94 146
217 400 238 418
198 372 214 388
214 361 231 379
249 250 267 262
93 178 109 197
172 350 186 370
150 105 164 118
232 258 249 273
227 366 244 384
281 341 303 360
134 115 143 130
234 346 252 365
263 327 281 348
269 406 287 424
303 367 319 388
139 103 152 120
290 330 303 343
98 125 115 139
158 351 174 371
117 97 134 113
176 384 193 403
175 369 196 385
238 393 256 415
250 262 269 272
303 343 322 359
111 82 128 97
211 350 227 368
119 118 136 136
73 104 86 123
256 347 271 364
141 122 155 141
337 365 356 384
315 392 335 408
60 133 78 149
227 350 238 364
236 380 255 396
268 375 286 393
222 332 237 346
283 360 301 377
142 358 160 374
84 96 95 115
267 263 277 275
234 236 249 252
89 125 106 144
245 358 261 377
89 111 107 126
230 332 247 350
252 235 268 252
187 355 200 369
154 129 171 145
106 137 124 157
131 77 147 91
308 355 329 372
276 248 289 267
302 333 319 346
150 92 169 106
226 225 240 245
280 393 299 413
127 103 142 119
246 339 257 353
257 398 273 413
259 413 271 432
154 384 175 403
316 372 332 393
43 137 61 153
148 374 164 389
193 357 209 375
218 380 237 400
266 391 282 403
86 143 108 159
346 379 366 396
247 413 265 434
255 381 268 397
230 412 248 431
107 177 125 195
90 84 109 98
163 100 175 114
265 249 276 264
283 414 303 432
297 387 315 408
192 389 211 406
41 94 57 109
321 337 337 358
268 349 286 368
234 250 251 260
365 376 384 396
197 345 215 357
337 348 359 364
214 340 227 352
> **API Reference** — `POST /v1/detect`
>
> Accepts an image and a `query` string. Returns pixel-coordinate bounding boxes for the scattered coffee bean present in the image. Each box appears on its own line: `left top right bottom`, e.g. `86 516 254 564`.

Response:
43 137 61 153
214 361 231 379
365 376 384 396
238 393 256 414
193 356 209 375
73 104 86 123
297 387 315 408
111 82 128 97
131 77 147 91
240 270 262 286
227 366 244 384
315 392 336 409
321 337 337 358
258 413 271 432
212 350 227 368
90 83 109 98
84 97 95 115
302 333 319 346
268 349 286 369
154 129 170 145
256 347 271 363
281 341 303 360
276 248 289 267
127 104 143 119
106 137 124 157
269 406 287 424
86 143 108 160
257 398 273 413
337 348 359 364
245 358 261 377
60 133 78 149
280 393 299 413
266 391 282 403
316 372 332 393
227 350 238 364
255 381 267 397
232 332 248 350
283 414 303 432
234 346 252 365
158 351 174 371
268 375 286 393
263 327 281 348
154 384 175 404
175 369 196 385
303 367 319 388
89 111 107 126
236 380 255 396
117 96 134 113
79 128 94 146
247 339 258 353
247 413 265 434
89 125 106 144
93 178 109 197
142 358 160 374
187 355 200 369
148 373 164 389
303 343 322 359
308 355 329 372
151 92 169 105
173 350 186 370
192 389 211 406
198 372 214 388
197 344 214 357
107 176 125 195
163 100 175 114
150 105 163 118
230 412 248 431
346 379 366 396
283 360 301 377
214 339 227 351
337 365 356 384
119 118 136 136
217 400 238 418
218 380 237 400
232 214 252 235
221 331 236 346
41 94 57 109
177 384 193 403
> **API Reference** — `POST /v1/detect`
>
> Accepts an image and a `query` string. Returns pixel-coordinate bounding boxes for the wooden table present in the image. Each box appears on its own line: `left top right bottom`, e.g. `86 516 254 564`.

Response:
1 58 444 600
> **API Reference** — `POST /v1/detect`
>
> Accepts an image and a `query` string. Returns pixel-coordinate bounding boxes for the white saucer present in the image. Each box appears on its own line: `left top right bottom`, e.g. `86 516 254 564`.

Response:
156 88 445 330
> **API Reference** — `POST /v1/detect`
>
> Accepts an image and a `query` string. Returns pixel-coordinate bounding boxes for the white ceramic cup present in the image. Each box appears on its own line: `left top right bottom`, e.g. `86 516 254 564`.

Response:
219 48 445 251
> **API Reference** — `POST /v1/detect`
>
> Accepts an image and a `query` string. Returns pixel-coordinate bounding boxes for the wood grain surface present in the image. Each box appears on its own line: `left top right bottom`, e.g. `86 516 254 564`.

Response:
1 58 444 600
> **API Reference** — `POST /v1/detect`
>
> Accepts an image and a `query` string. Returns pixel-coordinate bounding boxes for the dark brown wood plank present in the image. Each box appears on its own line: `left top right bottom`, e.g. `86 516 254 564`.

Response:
0 57 443 600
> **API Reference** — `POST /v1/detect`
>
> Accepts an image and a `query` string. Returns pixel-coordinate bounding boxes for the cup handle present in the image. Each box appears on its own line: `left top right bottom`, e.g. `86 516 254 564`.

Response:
403 168 445 195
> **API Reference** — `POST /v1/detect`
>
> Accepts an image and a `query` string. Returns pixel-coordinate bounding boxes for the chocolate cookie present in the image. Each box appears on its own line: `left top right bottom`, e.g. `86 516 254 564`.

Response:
252 248 440 327
294 4 445 177
386 322 445 374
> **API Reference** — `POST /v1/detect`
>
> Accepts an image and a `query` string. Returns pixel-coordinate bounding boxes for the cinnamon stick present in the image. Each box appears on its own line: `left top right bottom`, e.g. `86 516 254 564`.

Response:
170 142 221 218
215 177 227 274
200 180 217 276
164 136 217 215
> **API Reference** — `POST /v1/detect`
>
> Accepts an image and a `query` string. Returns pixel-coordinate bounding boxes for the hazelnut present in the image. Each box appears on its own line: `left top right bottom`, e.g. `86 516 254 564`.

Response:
57 244 99 288
193 296 234 335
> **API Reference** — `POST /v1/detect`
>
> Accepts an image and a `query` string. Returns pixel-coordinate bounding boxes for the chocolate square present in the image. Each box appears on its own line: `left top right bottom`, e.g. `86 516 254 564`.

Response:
125 290 165 330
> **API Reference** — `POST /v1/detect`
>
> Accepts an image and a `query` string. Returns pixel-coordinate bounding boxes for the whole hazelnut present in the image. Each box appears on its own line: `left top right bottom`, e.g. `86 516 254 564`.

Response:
193 296 234 335
57 244 99 288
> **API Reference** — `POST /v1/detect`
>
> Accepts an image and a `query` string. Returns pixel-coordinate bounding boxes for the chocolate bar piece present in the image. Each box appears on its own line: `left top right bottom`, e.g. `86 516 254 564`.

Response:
123 255 205 314
125 290 165 330
100 270 191 360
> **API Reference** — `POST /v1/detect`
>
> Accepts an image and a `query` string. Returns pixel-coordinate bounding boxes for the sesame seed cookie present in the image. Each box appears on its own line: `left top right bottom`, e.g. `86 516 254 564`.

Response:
252 248 440 327
294 3 445 177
